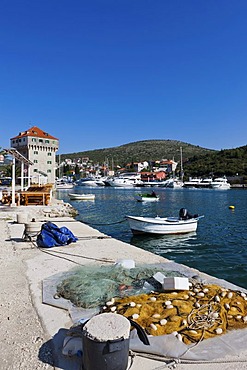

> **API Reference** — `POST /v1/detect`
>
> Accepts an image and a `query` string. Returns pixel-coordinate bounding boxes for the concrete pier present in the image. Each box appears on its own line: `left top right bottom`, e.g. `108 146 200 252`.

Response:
1 204 247 370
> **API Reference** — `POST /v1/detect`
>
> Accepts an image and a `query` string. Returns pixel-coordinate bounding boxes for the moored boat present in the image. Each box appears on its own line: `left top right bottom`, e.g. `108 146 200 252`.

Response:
56 182 74 190
105 173 143 187
126 208 203 235
76 176 103 187
196 178 213 188
164 178 184 188
68 193 95 200
183 178 202 188
141 180 169 187
210 177 231 190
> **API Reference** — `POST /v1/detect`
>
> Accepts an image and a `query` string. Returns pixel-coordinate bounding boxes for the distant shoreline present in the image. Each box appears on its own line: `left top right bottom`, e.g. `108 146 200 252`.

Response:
231 184 247 188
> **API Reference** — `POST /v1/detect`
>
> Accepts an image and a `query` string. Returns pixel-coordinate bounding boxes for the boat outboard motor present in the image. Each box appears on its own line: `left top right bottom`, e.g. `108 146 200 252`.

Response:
179 208 188 220
179 208 198 220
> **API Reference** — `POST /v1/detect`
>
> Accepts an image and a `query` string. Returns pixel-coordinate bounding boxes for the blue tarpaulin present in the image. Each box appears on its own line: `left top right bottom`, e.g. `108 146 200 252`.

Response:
37 221 78 248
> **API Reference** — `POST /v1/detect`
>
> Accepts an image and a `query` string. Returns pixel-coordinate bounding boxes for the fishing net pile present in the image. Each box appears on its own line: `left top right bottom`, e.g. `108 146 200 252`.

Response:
102 282 247 345
57 264 247 345
56 265 184 309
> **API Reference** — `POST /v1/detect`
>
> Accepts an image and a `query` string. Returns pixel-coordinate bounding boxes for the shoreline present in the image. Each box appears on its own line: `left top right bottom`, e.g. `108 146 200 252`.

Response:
1 203 247 369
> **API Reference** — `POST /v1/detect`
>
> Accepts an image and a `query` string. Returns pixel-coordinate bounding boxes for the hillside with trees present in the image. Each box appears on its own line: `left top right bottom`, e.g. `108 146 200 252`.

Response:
60 140 214 166
1 141 247 182
182 145 247 178
60 140 247 180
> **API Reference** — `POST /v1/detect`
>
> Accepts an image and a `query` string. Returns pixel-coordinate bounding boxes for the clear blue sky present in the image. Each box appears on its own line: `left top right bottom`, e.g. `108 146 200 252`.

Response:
1 0 247 154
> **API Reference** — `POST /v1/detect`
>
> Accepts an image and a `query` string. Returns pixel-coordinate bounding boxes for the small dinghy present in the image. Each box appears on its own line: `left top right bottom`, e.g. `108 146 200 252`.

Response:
126 208 203 235
68 193 95 200
136 191 159 202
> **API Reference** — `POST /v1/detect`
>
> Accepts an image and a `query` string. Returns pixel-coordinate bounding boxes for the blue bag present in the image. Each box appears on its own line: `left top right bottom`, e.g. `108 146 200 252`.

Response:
37 221 78 248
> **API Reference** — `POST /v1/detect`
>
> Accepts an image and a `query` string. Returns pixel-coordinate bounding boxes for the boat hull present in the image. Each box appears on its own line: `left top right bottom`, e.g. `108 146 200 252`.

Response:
126 216 198 235
105 173 143 187
56 184 74 190
77 181 99 187
107 180 143 187
210 183 231 189
136 195 159 202
68 193 95 200
210 177 231 190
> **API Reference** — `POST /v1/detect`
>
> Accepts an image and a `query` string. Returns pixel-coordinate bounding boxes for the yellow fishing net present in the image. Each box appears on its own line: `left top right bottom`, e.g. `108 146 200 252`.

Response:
102 282 247 345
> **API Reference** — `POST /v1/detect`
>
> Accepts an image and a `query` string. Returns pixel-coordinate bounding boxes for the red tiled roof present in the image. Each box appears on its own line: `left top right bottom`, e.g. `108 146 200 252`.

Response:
160 160 176 164
11 126 58 140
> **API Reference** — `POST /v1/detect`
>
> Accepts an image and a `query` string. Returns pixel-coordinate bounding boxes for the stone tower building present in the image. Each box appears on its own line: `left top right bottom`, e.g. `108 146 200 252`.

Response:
10 126 59 184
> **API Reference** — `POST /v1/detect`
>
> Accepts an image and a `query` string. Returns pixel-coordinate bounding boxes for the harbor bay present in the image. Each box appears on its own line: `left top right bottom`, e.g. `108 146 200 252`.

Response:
57 186 247 289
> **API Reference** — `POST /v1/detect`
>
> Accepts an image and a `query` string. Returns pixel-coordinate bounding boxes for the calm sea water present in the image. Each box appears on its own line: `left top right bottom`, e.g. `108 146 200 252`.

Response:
56 187 247 289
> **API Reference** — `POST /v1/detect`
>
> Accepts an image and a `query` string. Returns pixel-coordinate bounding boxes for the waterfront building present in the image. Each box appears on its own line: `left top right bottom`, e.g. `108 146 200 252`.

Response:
10 126 59 184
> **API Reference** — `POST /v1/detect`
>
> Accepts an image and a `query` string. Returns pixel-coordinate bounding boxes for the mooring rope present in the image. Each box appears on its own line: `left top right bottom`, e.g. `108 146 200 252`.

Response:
31 239 115 264
79 218 127 226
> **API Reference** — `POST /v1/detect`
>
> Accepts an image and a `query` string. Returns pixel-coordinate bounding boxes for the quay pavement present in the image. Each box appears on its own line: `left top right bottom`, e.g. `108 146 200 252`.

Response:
1 204 247 370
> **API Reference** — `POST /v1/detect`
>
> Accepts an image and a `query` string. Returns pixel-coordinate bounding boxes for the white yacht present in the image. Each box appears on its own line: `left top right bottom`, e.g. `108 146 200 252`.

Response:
210 177 231 190
55 177 74 190
196 178 213 188
105 173 143 187
183 178 202 188
76 175 105 187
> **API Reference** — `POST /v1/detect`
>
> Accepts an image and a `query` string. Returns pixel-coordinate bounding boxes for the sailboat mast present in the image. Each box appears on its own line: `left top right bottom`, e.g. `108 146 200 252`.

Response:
180 147 184 182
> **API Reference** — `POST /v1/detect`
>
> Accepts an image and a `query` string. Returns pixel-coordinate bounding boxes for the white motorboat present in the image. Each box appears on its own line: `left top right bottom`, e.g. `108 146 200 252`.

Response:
196 178 213 188
164 178 184 188
68 193 95 200
76 176 103 187
183 178 202 188
141 180 169 187
210 177 231 190
136 192 160 202
56 182 74 190
105 173 143 187
126 208 202 235
95 176 108 186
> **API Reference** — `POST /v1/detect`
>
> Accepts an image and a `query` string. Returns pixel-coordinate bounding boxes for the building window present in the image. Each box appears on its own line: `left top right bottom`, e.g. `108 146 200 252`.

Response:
47 152 52 156
47 161 52 164
34 160 38 163
45 139 50 143
34 169 38 172
47 169 51 173
39 139 43 143
18 139 21 142
34 151 38 155
32 138 37 142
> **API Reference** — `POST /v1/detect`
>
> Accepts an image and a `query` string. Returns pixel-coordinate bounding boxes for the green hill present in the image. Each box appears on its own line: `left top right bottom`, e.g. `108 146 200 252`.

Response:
59 140 247 178
183 145 247 177
60 140 214 166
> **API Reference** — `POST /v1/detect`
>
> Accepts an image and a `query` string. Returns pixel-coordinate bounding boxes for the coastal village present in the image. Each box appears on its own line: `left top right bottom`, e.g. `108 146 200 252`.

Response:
0 125 178 188
0 125 238 205
1 126 247 370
